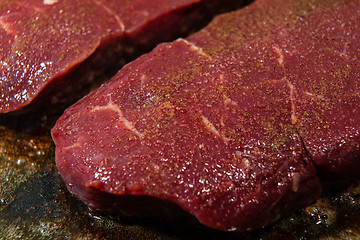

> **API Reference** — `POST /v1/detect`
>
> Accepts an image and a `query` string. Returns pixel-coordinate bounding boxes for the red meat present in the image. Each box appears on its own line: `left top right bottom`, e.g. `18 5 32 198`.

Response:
52 0 360 231
0 0 241 113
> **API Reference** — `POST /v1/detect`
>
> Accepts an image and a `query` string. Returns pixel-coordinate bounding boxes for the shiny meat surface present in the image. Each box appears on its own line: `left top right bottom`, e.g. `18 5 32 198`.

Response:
52 0 360 231
0 0 240 113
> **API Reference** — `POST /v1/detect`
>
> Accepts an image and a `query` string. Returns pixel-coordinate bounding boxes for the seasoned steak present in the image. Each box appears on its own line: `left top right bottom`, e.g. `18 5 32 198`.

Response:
0 0 242 114
52 0 360 231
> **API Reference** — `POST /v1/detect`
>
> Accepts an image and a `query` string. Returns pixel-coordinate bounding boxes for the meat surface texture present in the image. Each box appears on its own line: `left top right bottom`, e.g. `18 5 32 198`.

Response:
0 0 242 114
52 0 360 231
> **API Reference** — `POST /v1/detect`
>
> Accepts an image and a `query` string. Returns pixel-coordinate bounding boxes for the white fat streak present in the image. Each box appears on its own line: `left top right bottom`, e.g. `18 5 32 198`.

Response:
63 137 84 150
177 38 212 60
0 18 13 36
272 77 299 124
43 0 58 5
91 0 125 32
273 45 284 66
63 141 81 150
200 114 229 144
304 91 327 101
287 80 298 125
92 102 143 138
220 116 225 127
223 94 238 106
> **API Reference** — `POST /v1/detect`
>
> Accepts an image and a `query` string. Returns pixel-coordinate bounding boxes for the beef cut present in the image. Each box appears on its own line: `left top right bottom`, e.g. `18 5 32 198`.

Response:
51 0 360 231
0 0 243 114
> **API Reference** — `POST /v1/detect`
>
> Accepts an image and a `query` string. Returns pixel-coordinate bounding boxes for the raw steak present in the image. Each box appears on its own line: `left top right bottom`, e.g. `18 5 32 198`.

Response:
0 0 243 114
52 0 360 231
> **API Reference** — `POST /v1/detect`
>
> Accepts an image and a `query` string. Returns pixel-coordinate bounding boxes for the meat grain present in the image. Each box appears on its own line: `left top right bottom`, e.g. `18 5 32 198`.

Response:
0 0 242 113
52 0 360 231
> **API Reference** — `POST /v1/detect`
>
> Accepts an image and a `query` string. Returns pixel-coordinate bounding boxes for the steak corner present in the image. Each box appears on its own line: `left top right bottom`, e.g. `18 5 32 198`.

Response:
52 0 360 231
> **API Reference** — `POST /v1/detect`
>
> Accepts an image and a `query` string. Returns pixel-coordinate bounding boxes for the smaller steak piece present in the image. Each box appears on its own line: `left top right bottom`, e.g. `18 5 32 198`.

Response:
0 0 242 114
